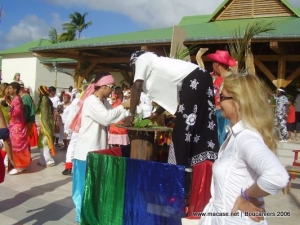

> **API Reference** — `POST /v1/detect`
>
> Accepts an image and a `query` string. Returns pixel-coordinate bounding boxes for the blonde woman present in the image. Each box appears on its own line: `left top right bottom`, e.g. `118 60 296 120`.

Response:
0 83 12 125
198 74 289 225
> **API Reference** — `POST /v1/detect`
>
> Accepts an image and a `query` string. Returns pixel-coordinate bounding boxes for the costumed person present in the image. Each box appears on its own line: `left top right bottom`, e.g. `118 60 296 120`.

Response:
275 87 289 142
124 50 219 167
5 82 31 175
49 86 62 147
0 83 11 125
206 50 237 146
287 97 297 141
60 93 72 150
19 82 38 148
295 88 300 131
0 109 14 183
197 73 289 225
69 71 130 223
108 86 130 147
0 83 12 168
62 91 80 176
36 85 55 167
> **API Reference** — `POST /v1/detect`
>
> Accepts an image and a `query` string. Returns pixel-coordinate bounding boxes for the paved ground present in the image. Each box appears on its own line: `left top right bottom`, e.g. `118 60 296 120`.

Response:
0 142 299 225
0 147 76 225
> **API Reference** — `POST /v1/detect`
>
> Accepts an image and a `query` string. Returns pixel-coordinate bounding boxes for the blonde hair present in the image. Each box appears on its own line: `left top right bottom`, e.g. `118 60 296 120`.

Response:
0 83 9 99
223 73 277 152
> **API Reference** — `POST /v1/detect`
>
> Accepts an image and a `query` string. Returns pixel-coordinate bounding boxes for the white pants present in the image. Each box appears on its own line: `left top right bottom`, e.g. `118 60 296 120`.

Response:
39 146 55 166
66 132 78 163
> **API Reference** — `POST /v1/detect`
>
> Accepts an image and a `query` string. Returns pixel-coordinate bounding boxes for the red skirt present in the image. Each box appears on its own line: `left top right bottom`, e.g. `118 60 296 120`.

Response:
27 122 39 147
13 149 31 169
0 151 5 183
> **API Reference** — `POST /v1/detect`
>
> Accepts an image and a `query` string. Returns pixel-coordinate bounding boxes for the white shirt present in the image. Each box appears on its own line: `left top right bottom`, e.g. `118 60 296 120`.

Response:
64 97 80 133
139 92 153 118
74 95 127 161
134 52 198 115
49 96 60 109
61 104 71 124
199 121 289 225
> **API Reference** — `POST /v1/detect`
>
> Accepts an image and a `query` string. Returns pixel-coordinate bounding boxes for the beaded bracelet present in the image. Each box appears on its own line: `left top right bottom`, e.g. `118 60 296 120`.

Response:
241 188 251 201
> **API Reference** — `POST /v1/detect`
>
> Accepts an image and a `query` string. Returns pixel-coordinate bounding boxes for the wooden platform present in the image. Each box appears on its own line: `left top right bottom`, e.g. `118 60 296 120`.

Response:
283 166 300 194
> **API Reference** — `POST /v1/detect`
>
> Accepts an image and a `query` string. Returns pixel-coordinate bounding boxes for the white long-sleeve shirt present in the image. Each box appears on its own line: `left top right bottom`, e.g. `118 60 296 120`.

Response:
199 121 289 225
74 95 127 161
64 97 80 134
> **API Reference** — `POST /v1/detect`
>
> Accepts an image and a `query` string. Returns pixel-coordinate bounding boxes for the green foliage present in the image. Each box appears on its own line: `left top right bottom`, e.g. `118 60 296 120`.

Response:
48 11 92 43
49 27 58 44
133 118 151 128
174 44 199 60
228 21 274 72
62 12 92 40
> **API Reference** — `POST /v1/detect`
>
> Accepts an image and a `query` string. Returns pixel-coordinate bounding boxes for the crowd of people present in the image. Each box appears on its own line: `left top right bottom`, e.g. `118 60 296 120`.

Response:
0 48 297 224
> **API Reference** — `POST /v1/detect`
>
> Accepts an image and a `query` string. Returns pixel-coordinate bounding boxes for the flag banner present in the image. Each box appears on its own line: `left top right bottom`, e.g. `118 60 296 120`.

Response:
124 158 186 225
81 150 186 225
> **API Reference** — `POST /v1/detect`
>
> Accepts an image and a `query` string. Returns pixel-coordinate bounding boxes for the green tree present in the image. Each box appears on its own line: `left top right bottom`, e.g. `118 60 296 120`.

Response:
62 12 92 40
49 27 59 44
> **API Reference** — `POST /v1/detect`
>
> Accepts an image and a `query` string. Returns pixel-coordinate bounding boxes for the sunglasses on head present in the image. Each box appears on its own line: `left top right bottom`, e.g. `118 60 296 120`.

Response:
220 93 233 102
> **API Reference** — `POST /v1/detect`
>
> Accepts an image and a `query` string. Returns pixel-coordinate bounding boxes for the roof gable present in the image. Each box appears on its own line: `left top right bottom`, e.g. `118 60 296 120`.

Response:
210 0 300 21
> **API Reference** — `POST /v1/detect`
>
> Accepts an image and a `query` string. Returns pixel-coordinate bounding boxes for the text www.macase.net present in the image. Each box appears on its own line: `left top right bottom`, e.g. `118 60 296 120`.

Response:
193 211 291 217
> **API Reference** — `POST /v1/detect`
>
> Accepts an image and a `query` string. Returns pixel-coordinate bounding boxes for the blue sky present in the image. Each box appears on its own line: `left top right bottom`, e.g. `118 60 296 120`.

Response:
0 0 299 51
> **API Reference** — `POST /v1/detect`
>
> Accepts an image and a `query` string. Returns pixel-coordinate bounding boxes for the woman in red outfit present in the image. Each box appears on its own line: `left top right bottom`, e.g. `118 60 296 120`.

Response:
108 87 129 147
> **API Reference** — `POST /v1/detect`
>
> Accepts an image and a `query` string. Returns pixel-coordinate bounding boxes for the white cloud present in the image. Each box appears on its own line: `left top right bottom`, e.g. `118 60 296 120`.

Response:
47 0 223 28
6 14 49 43
50 12 66 33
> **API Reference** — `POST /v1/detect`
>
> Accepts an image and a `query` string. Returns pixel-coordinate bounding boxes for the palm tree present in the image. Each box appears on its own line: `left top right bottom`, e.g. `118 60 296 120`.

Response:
228 21 274 74
59 29 76 42
62 12 92 40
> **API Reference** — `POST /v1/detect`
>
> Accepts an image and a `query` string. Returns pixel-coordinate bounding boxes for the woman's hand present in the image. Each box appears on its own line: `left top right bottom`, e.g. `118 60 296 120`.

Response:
231 195 265 222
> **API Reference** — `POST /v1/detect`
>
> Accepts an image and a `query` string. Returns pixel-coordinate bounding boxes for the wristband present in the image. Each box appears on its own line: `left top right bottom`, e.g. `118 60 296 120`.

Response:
241 188 251 201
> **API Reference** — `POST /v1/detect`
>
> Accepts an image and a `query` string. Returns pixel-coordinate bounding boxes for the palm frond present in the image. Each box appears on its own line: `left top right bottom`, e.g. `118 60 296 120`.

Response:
175 44 199 61
228 21 275 73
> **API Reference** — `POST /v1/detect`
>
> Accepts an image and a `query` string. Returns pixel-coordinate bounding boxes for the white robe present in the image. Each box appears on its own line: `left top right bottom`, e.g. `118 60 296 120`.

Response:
74 95 127 161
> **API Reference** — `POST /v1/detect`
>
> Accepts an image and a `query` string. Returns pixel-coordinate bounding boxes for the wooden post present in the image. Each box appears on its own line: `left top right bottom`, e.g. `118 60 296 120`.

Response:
277 55 286 88
129 131 155 160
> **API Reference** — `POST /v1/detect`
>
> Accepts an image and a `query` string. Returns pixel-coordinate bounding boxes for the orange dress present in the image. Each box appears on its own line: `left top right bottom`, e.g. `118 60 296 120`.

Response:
9 96 31 169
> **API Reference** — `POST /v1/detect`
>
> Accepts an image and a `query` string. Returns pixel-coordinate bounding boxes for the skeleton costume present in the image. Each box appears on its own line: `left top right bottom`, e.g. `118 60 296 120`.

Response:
275 89 289 141
131 52 219 167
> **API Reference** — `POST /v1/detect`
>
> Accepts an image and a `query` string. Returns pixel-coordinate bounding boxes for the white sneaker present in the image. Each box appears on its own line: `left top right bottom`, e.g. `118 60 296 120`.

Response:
9 168 24 175
46 162 55 168
279 140 288 143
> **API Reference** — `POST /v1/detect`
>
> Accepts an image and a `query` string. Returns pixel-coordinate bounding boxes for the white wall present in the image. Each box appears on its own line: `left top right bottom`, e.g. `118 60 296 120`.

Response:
1 53 130 103
1 53 74 103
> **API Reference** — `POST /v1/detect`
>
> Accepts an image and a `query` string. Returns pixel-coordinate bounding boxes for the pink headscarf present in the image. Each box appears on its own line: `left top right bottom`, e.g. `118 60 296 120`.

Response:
69 75 115 132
